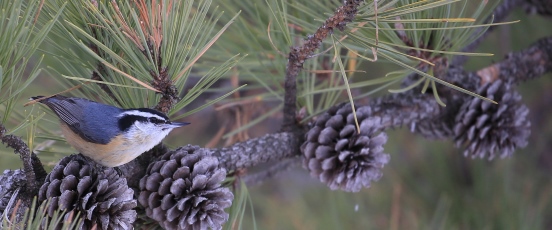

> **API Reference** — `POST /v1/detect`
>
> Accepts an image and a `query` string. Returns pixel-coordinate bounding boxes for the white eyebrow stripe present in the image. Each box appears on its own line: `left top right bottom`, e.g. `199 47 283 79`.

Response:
119 110 166 120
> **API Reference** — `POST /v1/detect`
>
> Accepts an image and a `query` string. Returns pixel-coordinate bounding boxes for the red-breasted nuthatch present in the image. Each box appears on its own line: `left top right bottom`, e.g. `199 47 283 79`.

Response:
32 95 189 167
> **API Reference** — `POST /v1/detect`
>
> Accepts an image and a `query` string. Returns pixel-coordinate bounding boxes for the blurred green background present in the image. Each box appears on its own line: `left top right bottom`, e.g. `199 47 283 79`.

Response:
1 5 551 230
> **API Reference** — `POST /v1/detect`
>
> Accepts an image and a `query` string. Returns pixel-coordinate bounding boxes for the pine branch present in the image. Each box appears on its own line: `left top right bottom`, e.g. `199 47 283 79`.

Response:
211 132 299 171
2 34 551 227
205 35 551 183
477 36 552 85
283 0 364 132
115 15 552 194
152 67 179 114
0 125 46 199
3 1 552 228
241 158 299 186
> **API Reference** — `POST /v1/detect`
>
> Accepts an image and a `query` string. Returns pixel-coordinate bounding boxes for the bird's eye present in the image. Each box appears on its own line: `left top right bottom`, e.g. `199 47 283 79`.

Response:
148 117 164 124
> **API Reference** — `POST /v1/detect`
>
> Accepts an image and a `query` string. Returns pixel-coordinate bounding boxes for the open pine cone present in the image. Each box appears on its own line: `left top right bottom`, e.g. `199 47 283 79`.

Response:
0 169 26 216
454 80 531 159
38 154 137 230
139 145 233 230
301 104 390 192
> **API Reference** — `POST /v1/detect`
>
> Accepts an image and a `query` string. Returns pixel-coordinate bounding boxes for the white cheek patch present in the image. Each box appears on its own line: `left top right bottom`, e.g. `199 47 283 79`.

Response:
125 124 174 143
134 122 147 132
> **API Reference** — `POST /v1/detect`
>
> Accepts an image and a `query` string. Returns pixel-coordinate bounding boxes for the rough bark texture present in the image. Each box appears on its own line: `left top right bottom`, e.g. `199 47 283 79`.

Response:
211 132 300 171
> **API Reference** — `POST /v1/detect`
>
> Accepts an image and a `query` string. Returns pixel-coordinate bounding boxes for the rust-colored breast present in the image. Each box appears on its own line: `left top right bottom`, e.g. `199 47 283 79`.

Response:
60 123 136 167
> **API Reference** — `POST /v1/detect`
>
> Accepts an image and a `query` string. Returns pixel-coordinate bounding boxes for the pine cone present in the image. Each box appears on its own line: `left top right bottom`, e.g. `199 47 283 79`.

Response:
139 145 233 230
38 154 137 230
454 80 531 159
0 169 26 216
301 104 390 192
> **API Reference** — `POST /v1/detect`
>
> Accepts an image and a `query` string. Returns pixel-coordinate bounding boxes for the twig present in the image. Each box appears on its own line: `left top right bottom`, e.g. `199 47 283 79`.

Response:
152 67 180 114
211 132 300 171
0 125 45 197
283 0 364 132
241 158 300 186
476 36 552 85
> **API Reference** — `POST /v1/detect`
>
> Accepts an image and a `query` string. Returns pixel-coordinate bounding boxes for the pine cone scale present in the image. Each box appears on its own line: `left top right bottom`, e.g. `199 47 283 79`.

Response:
301 103 390 192
139 146 233 230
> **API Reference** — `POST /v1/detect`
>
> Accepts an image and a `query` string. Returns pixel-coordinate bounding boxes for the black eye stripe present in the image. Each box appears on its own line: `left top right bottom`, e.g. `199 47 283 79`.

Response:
134 108 170 120
118 115 168 131
148 117 167 124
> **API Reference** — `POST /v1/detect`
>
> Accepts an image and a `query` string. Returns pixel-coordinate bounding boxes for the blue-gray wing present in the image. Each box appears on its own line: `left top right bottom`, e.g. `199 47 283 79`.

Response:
34 95 109 144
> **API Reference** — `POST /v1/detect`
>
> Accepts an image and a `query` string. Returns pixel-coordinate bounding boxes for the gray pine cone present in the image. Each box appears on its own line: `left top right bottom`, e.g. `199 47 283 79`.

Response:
454 80 531 159
38 154 137 230
0 169 26 217
138 145 233 230
301 104 390 192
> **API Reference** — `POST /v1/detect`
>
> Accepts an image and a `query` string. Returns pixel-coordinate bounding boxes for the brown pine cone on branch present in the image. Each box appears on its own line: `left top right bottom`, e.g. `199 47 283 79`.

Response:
139 145 233 230
301 104 390 192
454 80 531 159
38 154 137 230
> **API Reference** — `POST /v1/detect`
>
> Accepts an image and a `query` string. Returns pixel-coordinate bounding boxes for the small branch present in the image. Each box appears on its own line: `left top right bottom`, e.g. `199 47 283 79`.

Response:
241 158 300 186
0 125 45 197
152 67 179 113
476 36 552 85
283 0 364 131
211 132 301 171
30 153 47 184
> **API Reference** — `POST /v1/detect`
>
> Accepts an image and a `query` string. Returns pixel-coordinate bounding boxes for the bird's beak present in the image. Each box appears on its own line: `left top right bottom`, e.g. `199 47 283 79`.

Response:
168 122 190 128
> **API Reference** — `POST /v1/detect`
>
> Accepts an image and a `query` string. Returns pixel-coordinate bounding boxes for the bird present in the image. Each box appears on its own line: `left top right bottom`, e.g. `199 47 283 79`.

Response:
31 95 189 167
